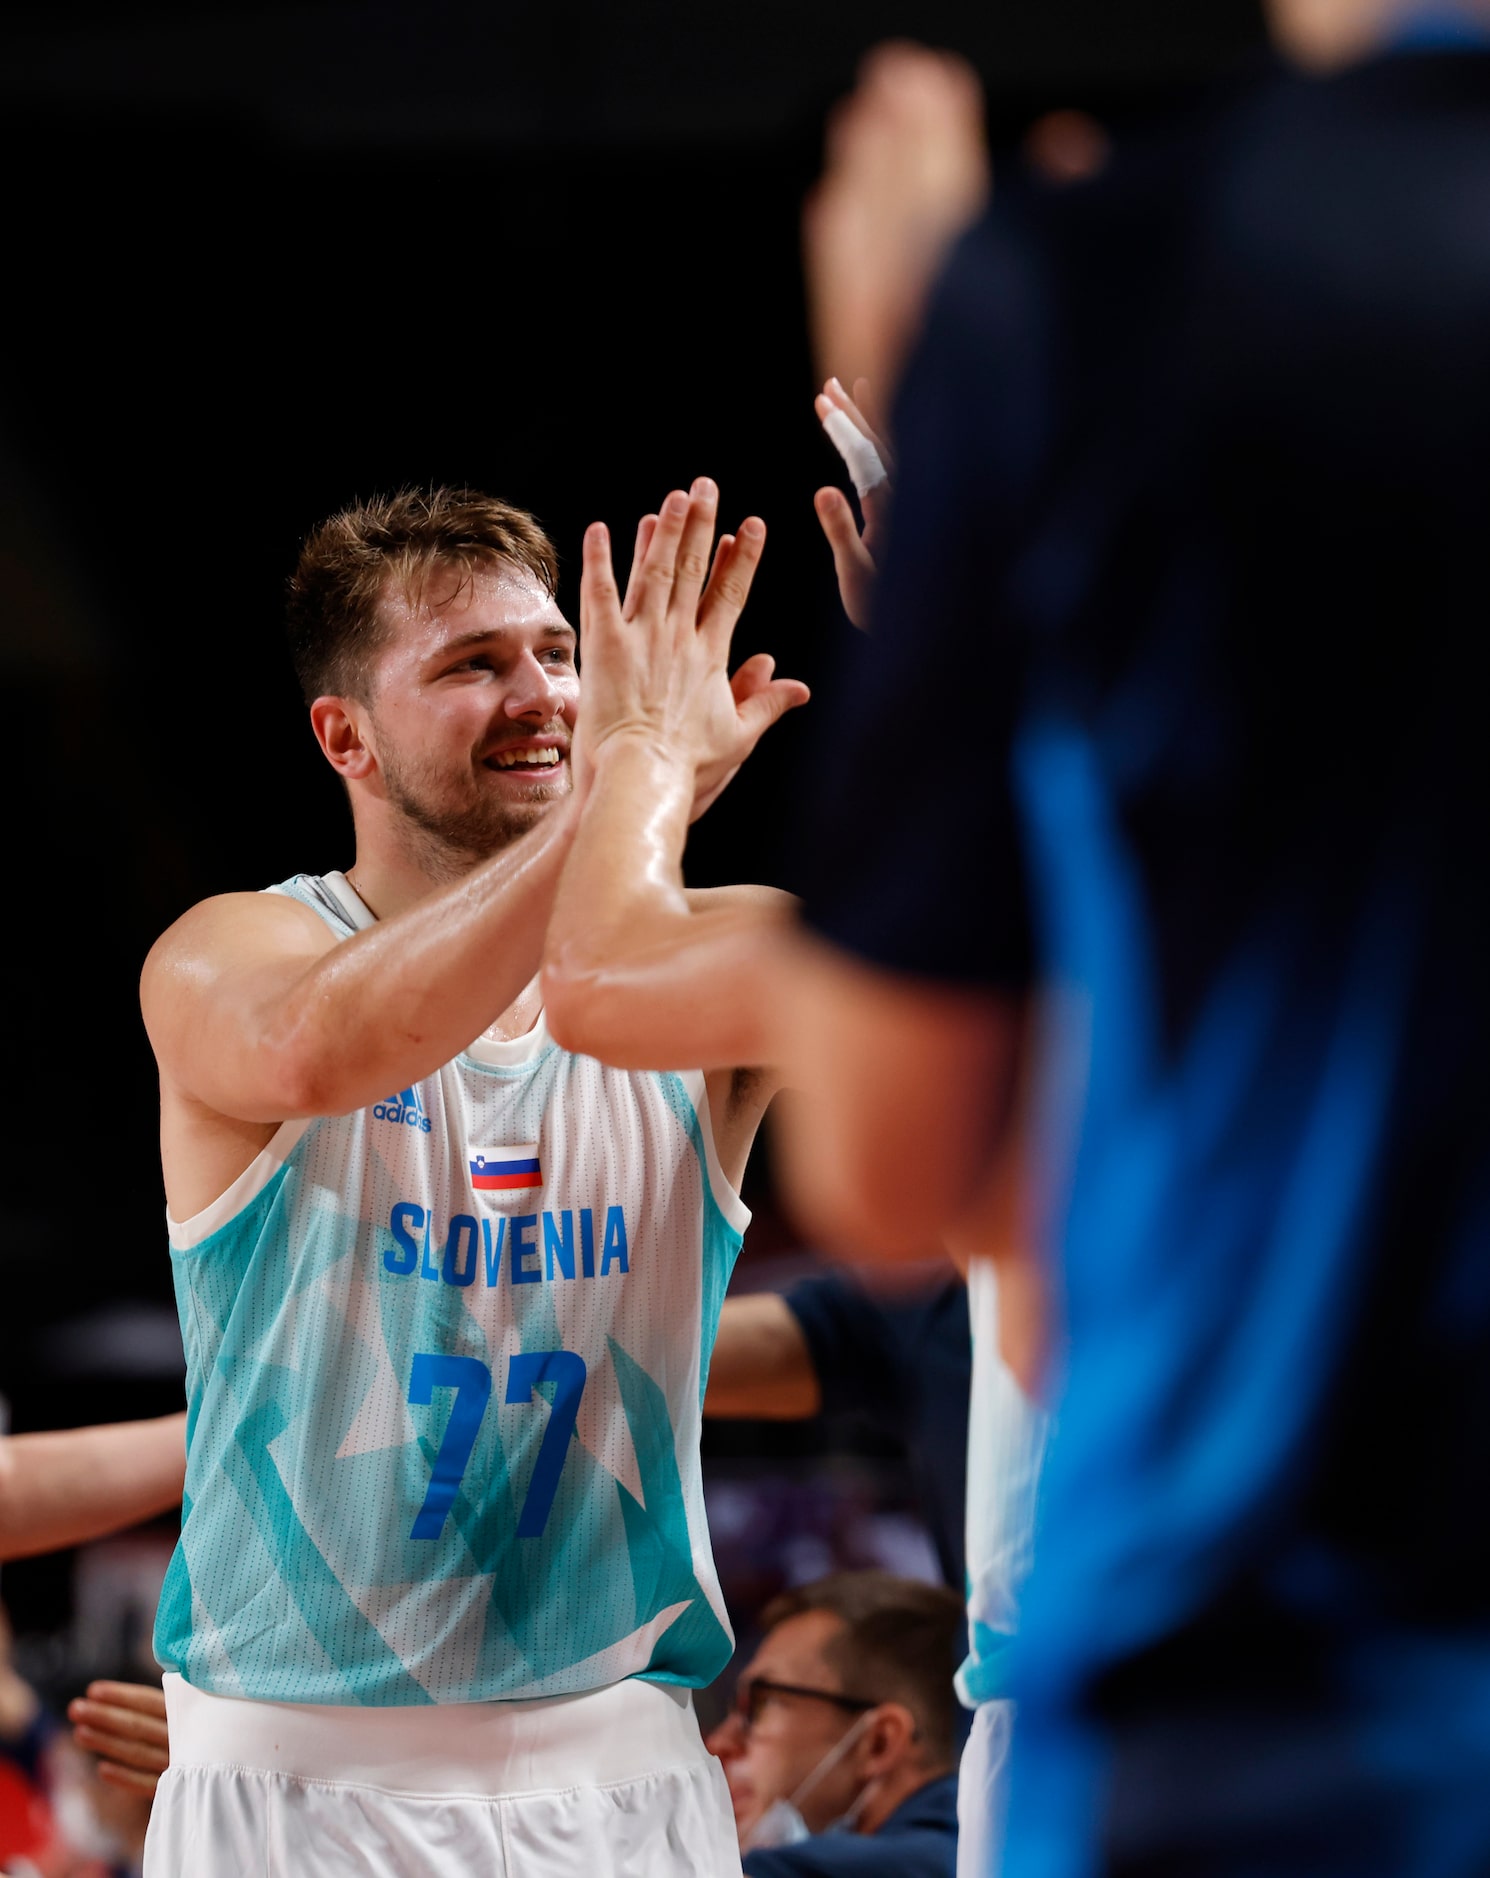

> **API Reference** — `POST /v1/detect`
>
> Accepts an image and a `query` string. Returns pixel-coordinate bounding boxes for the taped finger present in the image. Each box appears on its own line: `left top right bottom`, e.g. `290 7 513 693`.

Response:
820 405 889 499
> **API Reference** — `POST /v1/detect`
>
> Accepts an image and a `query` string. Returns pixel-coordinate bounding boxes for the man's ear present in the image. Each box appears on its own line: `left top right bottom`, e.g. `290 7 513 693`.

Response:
857 1702 918 1778
310 695 378 783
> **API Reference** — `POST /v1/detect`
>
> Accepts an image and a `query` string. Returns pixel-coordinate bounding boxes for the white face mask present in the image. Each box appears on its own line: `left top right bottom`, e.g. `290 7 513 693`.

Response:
741 1796 812 1850
740 1711 876 1852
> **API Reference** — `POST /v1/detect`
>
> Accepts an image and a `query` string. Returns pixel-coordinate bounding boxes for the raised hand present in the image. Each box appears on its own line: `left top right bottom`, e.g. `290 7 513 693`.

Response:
577 478 809 814
814 374 893 629
803 40 989 405
68 1679 170 1796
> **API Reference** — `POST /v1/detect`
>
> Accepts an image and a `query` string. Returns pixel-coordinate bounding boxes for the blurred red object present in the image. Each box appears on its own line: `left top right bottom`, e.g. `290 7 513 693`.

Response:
0 1755 55 1863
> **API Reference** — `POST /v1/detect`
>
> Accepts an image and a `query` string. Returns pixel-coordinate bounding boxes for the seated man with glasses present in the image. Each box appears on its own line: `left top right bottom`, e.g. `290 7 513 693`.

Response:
706 1570 963 1875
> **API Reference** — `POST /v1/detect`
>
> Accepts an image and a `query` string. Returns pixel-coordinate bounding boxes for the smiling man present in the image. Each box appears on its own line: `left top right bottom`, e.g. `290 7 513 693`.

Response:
137 482 805 1875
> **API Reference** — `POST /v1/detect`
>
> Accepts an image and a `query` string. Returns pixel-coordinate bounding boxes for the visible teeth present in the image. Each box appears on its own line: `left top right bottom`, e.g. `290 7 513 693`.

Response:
493 747 560 768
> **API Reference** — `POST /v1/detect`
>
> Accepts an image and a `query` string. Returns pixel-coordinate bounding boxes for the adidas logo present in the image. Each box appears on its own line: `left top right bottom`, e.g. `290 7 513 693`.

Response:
372 1086 433 1134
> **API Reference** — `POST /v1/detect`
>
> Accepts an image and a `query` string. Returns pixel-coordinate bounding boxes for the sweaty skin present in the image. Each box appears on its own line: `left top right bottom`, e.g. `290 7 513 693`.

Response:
541 486 809 1145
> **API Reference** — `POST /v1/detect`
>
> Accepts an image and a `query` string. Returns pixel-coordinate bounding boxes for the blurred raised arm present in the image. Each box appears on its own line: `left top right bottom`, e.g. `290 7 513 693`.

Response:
803 41 990 402
0 1412 186 1562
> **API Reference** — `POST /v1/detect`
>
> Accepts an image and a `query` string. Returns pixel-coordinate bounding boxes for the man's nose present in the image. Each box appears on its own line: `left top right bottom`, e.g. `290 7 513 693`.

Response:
705 1712 747 1763
504 652 565 721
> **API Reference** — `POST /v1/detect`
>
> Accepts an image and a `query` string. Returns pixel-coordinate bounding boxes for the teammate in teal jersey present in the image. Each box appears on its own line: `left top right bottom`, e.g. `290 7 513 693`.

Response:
138 481 806 1875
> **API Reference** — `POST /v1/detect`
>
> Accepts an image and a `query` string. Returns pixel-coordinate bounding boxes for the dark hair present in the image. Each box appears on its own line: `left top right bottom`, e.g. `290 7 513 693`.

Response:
285 485 559 704
759 1570 965 1766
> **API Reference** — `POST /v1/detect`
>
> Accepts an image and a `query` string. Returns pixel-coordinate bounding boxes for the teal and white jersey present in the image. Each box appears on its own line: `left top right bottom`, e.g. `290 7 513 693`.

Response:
955 1256 1052 1708
155 870 749 1708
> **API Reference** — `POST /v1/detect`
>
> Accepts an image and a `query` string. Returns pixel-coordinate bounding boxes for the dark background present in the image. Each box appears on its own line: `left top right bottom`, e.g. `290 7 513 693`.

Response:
0 0 1267 1663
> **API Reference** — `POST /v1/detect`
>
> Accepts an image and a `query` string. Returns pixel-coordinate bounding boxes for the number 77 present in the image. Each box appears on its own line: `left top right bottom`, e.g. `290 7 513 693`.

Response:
406 1349 587 1542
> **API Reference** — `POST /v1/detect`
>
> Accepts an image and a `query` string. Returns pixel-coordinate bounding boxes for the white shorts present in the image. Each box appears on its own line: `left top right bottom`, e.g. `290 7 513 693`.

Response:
144 1672 742 1878
956 1699 1015 1878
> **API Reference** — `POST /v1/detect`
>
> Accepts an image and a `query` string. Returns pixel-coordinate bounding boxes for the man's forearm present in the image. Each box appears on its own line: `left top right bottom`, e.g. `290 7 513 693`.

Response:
278 799 582 1106
551 734 695 954
704 1294 822 1418
542 738 784 1070
0 1413 186 1562
772 931 1021 1259
149 795 583 1126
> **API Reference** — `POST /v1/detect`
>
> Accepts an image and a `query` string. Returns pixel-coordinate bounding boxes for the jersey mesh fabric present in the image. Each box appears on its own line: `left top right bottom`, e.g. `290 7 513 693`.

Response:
154 873 748 1706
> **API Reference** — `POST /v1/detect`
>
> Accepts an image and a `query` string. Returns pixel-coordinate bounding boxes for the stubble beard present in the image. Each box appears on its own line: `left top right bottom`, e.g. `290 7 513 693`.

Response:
379 743 569 884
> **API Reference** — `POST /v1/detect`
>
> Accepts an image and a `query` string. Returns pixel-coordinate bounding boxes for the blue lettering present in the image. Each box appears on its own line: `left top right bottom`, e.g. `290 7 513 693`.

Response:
600 1205 629 1276
444 1214 478 1287
482 1215 505 1285
382 1200 628 1286
384 1202 423 1276
511 1215 541 1284
420 1213 440 1282
580 1207 595 1278
544 1210 576 1281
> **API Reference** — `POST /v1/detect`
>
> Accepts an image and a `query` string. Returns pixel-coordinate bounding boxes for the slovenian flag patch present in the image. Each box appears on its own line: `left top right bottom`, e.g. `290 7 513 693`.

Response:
469 1145 543 1193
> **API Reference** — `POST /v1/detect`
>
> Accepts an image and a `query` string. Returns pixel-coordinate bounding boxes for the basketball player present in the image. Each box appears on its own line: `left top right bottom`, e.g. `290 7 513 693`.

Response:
137 479 805 1875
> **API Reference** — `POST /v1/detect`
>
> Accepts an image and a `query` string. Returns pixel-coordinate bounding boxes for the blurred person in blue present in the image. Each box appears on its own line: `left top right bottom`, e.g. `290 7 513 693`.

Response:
778 6 1490 1875
704 1571 962 1877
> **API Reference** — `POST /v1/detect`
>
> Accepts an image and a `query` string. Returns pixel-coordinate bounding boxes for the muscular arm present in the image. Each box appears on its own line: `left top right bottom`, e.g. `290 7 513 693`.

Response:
542 739 793 1181
543 737 791 1075
704 1293 822 1419
143 796 578 1127
0 1413 186 1563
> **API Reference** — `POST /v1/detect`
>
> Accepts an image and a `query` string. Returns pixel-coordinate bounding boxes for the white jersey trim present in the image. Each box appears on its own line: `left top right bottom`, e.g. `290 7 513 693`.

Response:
167 1116 313 1251
317 869 377 931
679 1070 751 1236
463 1014 552 1067
167 874 364 1252
160 1670 714 1795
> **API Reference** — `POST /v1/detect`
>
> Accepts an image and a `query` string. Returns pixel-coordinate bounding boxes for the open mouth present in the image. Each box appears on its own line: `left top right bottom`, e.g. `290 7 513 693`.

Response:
485 745 564 774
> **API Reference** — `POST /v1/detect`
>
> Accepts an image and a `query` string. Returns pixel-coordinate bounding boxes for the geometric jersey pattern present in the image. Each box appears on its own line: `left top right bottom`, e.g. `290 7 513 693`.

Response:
154 871 748 1705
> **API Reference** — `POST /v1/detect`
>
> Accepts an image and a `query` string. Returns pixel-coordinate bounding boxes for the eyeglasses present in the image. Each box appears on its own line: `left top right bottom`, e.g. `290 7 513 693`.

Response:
732 1676 878 1733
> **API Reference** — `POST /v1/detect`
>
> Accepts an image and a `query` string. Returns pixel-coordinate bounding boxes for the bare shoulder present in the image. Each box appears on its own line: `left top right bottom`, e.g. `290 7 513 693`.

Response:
140 892 336 1049
144 890 334 988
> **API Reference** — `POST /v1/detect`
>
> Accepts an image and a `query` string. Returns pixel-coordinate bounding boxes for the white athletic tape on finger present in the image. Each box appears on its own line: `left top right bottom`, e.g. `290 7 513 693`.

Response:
820 406 889 499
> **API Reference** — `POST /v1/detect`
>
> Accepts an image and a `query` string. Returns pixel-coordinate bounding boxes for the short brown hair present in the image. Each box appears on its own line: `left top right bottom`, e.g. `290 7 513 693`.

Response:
759 1571 965 1766
285 485 559 704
